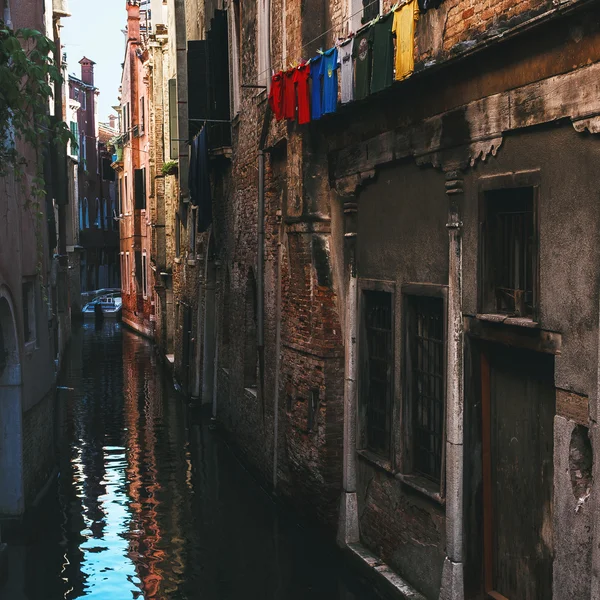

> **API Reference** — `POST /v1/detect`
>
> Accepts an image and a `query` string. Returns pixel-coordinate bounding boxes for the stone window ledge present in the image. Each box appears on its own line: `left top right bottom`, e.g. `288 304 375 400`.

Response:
476 313 538 328
395 473 445 506
244 386 257 399
357 448 393 475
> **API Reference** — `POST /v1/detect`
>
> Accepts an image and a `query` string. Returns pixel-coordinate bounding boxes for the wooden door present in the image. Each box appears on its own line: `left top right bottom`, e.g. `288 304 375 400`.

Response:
481 345 554 600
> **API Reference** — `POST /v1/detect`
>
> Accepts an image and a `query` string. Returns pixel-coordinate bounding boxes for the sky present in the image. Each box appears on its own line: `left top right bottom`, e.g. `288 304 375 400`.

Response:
61 0 126 124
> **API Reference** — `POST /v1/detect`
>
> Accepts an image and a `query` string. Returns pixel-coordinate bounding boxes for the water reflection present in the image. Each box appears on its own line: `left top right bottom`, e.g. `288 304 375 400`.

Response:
2 323 378 600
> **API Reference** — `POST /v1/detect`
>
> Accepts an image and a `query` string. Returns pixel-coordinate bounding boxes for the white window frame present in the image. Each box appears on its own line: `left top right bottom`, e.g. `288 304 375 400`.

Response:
257 0 271 90
125 252 131 295
142 251 148 299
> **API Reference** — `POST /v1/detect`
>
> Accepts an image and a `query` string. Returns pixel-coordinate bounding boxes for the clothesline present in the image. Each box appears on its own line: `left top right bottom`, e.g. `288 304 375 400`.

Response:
253 0 385 84
268 0 422 124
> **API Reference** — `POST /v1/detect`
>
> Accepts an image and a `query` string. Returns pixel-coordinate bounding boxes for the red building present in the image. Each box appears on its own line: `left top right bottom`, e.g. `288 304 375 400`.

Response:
113 0 153 337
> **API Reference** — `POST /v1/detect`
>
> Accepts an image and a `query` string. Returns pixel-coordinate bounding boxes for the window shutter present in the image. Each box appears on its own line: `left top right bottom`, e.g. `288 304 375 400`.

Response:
187 40 211 141
134 168 146 210
168 79 178 160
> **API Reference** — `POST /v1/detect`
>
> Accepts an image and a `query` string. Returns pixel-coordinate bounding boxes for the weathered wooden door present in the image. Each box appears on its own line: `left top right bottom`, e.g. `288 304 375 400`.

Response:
481 345 554 600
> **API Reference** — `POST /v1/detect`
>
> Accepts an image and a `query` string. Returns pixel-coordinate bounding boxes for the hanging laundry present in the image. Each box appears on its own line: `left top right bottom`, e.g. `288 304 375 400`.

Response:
188 127 212 232
283 69 296 120
310 54 324 120
393 0 419 81
371 11 394 93
353 25 373 101
269 71 285 121
320 47 339 115
338 38 354 104
294 63 311 125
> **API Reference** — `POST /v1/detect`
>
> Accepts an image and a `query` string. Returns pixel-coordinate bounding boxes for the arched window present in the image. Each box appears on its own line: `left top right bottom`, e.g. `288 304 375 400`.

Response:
83 198 90 229
243 270 257 388
94 198 101 228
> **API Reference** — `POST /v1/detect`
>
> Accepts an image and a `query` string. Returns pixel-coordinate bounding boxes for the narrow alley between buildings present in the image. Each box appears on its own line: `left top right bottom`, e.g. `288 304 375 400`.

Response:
1 323 380 600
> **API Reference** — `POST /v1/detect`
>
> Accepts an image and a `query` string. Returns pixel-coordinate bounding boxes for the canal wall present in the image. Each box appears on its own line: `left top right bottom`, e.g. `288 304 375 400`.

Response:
22 386 57 508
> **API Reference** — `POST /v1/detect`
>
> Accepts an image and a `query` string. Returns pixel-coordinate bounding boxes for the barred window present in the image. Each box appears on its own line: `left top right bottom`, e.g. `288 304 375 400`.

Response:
404 291 445 484
361 289 393 457
482 187 536 318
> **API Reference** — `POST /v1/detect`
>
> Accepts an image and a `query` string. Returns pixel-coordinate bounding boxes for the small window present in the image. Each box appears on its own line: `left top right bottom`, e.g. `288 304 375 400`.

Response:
360 288 393 457
482 187 536 318
134 168 146 210
142 252 148 298
349 0 380 32
22 281 36 346
124 175 128 213
404 288 446 485
168 79 178 160
139 96 145 134
81 89 86 111
189 207 197 255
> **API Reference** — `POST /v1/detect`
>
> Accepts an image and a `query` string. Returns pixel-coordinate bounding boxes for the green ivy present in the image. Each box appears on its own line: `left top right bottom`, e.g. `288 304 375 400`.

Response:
0 20 75 295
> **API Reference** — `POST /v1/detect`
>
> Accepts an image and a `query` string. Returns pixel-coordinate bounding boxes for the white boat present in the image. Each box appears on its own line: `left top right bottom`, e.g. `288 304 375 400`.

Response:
82 292 123 320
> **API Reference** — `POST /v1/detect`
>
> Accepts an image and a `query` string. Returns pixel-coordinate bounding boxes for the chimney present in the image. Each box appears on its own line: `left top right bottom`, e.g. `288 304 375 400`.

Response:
79 57 95 86
108 114 117 130
126 0 141 42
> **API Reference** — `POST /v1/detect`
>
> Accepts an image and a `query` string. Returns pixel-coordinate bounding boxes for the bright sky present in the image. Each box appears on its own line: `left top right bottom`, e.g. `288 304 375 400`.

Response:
61 0 126 123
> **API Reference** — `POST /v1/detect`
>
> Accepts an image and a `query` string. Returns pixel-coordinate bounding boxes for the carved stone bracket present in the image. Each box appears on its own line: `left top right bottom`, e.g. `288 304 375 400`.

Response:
571 115 600 134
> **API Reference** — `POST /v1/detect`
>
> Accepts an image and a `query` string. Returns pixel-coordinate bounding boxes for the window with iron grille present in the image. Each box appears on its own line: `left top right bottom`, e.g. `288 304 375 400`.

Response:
361 289 393 457
482 187 536 318
404 291 445 484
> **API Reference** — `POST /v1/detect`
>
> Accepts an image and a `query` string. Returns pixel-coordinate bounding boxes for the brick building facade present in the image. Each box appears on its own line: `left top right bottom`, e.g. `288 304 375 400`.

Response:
115 0 154 338
122 0 600 597
0 0 72 517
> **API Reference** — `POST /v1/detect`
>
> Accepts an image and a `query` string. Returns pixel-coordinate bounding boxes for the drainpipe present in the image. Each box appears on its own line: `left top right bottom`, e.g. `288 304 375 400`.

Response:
439 170 465 600
211 260 221 421
337 196 360 547
272 210 283 490
257 150 265 415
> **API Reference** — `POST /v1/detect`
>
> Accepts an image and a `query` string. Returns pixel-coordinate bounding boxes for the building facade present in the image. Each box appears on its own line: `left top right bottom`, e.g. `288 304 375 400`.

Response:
115 0 154 338
0 0 72 517
132 0 600 597
68 59 120 312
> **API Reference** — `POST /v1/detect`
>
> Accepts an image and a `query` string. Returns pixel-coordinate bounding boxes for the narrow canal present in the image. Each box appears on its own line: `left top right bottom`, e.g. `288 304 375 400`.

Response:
2 323 380 600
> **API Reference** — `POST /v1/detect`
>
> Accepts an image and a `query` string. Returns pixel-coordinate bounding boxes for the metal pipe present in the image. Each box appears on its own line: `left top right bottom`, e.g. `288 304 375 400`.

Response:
257 151 265 350
272 215 283 490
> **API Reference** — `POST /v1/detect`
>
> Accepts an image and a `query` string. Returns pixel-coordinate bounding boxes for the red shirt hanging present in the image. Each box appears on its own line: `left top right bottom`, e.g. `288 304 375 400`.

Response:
283 69 296 120
293 63 311 125
269 71 284 121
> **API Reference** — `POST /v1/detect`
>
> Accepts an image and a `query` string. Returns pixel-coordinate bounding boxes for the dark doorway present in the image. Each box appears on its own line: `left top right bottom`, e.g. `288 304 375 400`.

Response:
481 344 554 600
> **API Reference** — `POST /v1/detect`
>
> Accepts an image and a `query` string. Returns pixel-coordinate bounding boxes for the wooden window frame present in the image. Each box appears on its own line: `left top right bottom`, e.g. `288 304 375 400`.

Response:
478 170 541 323
357 278 395 464
400 283 448 498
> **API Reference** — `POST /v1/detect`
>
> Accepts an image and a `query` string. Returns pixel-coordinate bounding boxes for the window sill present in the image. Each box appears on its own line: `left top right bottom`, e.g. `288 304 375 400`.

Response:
395 473 445 506
476 313 538 328
174 257 181 264
187 259 196 266
244 386 258 399
24 341 37 355
357 449 393 475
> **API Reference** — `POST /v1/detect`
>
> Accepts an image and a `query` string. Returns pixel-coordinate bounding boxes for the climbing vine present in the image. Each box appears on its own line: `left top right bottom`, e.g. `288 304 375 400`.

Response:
0 20 74 291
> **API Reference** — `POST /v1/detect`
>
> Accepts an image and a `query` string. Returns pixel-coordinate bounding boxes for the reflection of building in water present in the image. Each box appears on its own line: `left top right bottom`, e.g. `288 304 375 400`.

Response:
122 331 190 598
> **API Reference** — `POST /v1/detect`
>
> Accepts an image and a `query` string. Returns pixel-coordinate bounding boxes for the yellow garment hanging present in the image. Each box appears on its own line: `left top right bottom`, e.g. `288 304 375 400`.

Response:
392 0 419 81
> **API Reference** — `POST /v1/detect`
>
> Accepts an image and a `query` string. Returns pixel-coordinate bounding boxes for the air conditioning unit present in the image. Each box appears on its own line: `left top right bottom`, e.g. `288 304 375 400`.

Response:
53 0 71 17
